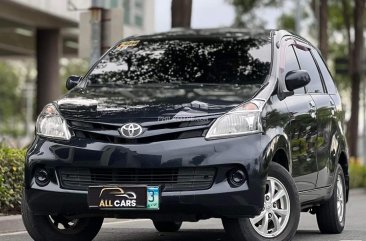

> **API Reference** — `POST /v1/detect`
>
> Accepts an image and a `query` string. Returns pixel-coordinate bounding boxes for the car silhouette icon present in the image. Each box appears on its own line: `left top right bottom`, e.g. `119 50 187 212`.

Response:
99 187 136 200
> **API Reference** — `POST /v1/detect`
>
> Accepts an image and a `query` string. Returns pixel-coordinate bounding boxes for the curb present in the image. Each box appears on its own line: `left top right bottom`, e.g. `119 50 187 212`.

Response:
0 215 25 234
349 188 366 195
0 214 21 221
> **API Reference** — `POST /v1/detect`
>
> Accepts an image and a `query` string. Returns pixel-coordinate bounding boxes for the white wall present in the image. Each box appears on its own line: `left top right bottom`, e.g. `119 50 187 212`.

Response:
10 0 155 38
10 0 80 21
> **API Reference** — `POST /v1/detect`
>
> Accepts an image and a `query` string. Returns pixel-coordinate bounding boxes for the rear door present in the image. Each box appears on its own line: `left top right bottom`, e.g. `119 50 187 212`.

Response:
311 50 339 187
281 43 319 191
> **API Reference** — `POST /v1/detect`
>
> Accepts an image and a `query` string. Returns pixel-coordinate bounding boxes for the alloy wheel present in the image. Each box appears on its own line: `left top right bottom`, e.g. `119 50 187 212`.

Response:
249 176 291 238
336 174 345 222
48 216 86 234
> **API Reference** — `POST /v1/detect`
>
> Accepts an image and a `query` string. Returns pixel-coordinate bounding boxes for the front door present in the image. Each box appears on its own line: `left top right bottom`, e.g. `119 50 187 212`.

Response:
285 94 319 191
282 44 319 191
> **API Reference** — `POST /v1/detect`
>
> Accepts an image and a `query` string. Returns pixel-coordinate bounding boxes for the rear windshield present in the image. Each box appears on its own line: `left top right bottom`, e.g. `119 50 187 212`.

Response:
86 37 272 86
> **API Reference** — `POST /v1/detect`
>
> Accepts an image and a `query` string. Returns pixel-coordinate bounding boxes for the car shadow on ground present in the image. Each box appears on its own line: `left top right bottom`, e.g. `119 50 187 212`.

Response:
96 228 350 241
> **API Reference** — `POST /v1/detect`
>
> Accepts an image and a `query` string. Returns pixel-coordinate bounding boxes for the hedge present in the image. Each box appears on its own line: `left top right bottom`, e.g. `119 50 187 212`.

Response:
349 160 366 189
0 147 25 214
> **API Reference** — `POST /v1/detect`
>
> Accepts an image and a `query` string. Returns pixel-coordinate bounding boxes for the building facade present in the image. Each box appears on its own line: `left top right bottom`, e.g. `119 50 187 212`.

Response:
0 0 155 118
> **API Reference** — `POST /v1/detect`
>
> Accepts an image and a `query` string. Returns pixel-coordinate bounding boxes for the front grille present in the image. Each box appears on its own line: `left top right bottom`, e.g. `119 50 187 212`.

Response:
67 118 215 144
58 167 216 192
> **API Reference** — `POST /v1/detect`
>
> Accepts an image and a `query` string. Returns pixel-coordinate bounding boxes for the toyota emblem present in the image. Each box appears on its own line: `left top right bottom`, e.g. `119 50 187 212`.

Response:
119 123 143 138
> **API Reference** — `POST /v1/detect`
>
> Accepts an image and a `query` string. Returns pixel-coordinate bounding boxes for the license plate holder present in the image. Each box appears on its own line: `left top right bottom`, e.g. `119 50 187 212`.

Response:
87 186 159 210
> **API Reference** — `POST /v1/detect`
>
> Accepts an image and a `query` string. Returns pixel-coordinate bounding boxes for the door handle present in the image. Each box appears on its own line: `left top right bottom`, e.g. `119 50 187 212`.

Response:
309 101 316 110
309 101 316 118
330 99 336 115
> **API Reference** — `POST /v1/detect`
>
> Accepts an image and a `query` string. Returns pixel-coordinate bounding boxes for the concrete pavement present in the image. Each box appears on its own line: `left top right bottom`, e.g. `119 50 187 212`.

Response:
1 189 365 241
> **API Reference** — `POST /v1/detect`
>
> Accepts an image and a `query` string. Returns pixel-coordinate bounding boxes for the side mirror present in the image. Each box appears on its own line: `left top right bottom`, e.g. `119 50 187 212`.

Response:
285 70 310 91
66 75 82 90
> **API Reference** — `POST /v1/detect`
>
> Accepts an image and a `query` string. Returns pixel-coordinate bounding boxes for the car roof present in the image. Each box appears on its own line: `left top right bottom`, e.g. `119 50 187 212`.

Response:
129 28 274 41
121 28 320 55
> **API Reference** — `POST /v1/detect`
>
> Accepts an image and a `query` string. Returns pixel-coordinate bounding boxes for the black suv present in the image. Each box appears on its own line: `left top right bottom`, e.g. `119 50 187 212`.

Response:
22 29 349 241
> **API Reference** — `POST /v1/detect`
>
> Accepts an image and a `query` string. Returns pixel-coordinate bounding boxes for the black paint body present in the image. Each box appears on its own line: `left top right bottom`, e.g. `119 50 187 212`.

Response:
24 29 349 221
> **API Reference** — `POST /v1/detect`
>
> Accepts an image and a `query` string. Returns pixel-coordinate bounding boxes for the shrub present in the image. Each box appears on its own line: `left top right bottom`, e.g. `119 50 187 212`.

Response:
0 147 25 214
349 160 366 189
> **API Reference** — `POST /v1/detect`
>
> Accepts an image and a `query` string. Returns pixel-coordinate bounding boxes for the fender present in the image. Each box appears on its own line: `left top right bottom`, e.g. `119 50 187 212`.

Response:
324 164 346 204
329 117 349 201
261 134 292 174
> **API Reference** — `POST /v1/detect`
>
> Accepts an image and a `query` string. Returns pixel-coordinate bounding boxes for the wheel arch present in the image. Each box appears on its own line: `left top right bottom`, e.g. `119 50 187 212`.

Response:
262 135 292 174
272 148 289 171
338 151 349 202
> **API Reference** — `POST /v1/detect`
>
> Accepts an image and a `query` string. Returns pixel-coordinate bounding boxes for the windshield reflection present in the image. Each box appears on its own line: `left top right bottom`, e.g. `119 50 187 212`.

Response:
87 35 271 86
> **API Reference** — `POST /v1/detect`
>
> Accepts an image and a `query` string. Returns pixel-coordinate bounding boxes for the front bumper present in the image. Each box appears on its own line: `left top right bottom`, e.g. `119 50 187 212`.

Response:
24 134 267 219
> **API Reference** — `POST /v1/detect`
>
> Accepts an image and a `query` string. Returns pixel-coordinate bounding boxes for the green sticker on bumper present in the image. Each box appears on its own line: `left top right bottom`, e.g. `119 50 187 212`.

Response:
146 186 159 209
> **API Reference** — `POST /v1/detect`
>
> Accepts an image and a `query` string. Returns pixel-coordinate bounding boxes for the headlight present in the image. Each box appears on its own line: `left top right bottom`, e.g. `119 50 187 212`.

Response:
206 102 263 139
36 103 72 140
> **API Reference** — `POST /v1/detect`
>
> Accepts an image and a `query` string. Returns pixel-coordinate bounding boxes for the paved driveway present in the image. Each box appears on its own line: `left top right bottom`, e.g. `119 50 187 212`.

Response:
1 189 365 241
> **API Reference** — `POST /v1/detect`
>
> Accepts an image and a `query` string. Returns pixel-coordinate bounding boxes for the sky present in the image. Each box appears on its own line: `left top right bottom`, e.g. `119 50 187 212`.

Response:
154 0 285 32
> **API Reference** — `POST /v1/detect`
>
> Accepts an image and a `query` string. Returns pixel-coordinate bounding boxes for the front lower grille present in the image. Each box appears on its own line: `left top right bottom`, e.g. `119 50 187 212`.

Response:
58 167 216 192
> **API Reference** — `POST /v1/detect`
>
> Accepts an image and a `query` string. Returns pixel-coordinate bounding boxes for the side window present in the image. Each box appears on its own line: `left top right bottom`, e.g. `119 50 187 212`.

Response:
284 45 304 94
312 50 337 94
294 47 324 94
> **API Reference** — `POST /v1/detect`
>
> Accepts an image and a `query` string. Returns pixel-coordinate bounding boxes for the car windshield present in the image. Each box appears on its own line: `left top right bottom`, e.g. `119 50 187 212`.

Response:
86 35 272 87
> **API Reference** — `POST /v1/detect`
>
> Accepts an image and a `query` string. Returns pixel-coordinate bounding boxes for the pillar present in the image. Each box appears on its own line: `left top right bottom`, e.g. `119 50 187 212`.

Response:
36 29 61 115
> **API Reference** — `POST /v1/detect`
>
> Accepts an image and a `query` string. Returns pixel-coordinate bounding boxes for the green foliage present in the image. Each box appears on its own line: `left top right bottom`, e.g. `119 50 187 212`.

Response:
277 7 309 33
349 161 366 189
60 58 88 93
322 0 355 91
0 147 25 214
277 14 296 32
350 161 366 188
228 0 280 12
0 62 23 136
227 0 282 28
328 1 347 31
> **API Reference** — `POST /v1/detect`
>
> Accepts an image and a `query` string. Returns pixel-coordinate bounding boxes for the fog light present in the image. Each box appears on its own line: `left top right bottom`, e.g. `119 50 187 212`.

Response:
34 168 50 187
228 168 247 187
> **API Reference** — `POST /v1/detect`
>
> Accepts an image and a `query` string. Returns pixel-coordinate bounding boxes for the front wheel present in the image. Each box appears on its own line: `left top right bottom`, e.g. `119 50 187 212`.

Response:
222 162 300 241
22 195 104 241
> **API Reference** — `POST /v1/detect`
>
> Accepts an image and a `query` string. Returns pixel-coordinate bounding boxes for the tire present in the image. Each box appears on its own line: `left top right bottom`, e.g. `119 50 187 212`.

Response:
21 195 104 241
222 162 300 241
316 164 346 234
153 220 182 232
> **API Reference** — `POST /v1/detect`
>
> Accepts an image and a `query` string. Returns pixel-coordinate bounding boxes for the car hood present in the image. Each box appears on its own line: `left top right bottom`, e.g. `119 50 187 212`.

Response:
56 84 261 123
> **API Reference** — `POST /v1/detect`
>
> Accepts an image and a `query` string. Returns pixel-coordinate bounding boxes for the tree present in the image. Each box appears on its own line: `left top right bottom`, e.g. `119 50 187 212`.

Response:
0 62 23 136
317 0 329 60
171 0 192 28
342 0 366 157
277 14 296 32
280 0 364 158
228 0 281 28
276 1 328 60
